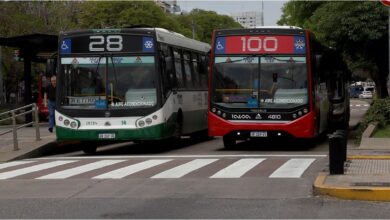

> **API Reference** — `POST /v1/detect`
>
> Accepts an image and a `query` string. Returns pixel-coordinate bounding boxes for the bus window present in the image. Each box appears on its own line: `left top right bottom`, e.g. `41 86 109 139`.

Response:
183 52 193 89
200 55 208 89
191 53 200 89
173 49 184 88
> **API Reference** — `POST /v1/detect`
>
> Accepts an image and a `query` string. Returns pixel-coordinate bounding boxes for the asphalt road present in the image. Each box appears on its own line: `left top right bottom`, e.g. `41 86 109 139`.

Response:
1 99 386 219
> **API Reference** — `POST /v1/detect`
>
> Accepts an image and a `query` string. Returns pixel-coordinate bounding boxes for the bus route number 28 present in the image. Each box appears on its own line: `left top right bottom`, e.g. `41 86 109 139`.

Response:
241 37 278 52
89 35 123 52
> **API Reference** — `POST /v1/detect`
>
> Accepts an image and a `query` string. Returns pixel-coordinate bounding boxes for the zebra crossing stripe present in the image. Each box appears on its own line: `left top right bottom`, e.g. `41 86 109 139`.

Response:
36 160 125 179
93 159 171 179
210 158 265 178
151 159 218 178
0 161 36 170
269 158 316 178
0 160 76 180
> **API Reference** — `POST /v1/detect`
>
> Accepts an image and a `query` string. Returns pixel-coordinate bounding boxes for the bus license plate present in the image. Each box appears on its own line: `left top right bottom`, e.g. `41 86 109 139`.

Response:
250 131 268 138
98 133 116 139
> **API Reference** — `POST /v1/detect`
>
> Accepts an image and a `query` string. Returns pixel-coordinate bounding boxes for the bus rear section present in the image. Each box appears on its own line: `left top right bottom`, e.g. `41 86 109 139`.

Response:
208 27 327 148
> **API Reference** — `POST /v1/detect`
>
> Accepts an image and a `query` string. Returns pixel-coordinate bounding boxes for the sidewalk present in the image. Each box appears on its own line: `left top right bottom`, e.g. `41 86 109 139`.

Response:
0 124 57 162
314 100 390 201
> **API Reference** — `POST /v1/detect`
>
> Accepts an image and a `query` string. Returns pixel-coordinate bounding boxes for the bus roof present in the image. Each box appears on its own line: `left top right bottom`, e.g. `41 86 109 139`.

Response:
60 27 210 53
214 26 307 37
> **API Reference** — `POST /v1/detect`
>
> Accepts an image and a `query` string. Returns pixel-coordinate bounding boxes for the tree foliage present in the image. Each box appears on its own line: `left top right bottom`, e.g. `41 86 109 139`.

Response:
0 1 242 101
176 9 242 43
278 1 389 98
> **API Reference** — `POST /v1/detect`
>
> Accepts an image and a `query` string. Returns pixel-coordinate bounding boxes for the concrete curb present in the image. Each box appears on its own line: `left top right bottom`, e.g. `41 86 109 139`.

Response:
348 155 390 160
9 141 59 161
314 172 390 202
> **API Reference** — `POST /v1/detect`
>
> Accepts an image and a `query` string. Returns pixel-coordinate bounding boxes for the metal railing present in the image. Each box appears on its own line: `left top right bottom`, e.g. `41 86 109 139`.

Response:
0 103 40 151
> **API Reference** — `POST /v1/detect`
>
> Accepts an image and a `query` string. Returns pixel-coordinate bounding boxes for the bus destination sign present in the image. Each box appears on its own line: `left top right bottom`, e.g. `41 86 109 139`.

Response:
215 35 306 55
60 35 155 54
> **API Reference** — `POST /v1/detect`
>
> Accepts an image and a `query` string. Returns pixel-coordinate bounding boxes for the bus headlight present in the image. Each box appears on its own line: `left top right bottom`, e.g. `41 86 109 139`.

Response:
152 115 158 120
145 118 152 125
303 108 308 114
58 116 63 122
138 120 145 127
70 121 77 128
64 119 70 126
212 108 216 113
217 110 221 115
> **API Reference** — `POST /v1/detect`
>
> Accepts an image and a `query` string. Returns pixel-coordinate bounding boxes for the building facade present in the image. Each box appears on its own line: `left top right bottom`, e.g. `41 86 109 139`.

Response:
231 11 263 28
155 0 181 14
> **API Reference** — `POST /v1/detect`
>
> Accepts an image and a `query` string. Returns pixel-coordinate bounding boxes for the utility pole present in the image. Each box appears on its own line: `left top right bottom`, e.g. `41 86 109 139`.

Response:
192 19 195 39
0 46 3 104
261 0 264 26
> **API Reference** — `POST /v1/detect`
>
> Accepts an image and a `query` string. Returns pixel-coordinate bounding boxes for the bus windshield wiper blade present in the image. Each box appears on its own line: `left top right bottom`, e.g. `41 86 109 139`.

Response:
217 55 257 64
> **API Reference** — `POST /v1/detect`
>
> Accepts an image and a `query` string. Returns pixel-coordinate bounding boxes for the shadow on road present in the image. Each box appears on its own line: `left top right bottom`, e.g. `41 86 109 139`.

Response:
40 137 213 157
217 134 329 152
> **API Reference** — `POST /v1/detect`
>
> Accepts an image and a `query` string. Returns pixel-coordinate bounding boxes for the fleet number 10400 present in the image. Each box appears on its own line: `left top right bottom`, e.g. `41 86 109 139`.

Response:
241 37 278 52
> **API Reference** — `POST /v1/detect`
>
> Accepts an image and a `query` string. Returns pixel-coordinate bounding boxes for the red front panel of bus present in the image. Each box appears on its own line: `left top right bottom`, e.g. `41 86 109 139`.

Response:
208 111 317 138
209 30 317 138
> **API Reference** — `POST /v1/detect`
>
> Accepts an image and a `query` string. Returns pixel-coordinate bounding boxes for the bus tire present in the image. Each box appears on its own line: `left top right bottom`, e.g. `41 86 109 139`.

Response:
174 111 183 139
223 135 236 149
82 145 97 154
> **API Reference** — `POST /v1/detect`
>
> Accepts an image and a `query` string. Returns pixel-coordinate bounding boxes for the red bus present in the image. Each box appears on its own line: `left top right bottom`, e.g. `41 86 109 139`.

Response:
208 27 348 148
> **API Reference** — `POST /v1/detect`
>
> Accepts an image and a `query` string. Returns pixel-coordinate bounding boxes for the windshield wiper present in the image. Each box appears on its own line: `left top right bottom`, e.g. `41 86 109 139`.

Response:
216 55 257 64
109 55 119 103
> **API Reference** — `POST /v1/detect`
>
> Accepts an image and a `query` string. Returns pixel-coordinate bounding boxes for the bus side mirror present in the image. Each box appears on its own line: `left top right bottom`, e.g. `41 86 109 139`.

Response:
199 54 210 74
315 54 322 71
165 57 173 74
46 59 56 75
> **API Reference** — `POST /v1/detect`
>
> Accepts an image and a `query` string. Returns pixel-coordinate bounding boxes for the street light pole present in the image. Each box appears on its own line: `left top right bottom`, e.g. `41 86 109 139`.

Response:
0 46 3 104
261 0 264 26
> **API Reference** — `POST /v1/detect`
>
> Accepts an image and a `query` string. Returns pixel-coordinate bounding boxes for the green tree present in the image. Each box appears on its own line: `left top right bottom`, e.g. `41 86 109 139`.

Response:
278 1 389 98
77 1 183 32
176 9 242 43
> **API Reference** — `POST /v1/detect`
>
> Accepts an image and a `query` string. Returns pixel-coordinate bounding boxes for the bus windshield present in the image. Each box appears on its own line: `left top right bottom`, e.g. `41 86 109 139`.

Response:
213 56 308 109
60 56 156 109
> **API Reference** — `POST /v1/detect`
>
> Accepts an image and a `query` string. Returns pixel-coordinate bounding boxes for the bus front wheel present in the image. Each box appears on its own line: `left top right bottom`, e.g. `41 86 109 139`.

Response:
82 145 97 155
223 136 236 149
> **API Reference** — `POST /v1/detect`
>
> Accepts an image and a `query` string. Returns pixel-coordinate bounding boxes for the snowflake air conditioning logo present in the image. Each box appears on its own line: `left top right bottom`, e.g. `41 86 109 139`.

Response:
143 37 154 52
294 37 305 54
144 41 153 49
294 39 305 50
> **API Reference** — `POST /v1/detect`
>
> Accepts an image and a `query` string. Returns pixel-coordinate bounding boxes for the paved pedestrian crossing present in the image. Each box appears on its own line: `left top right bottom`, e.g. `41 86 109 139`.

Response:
0 156 323 180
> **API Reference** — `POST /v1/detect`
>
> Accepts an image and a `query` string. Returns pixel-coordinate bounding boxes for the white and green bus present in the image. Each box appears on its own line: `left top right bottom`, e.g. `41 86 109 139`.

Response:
55 28 210 152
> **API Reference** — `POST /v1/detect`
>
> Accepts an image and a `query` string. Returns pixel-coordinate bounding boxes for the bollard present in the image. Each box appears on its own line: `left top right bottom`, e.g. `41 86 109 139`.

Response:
33 103 41 141
335 130 347 162
329 133 344 175
11 110 19 151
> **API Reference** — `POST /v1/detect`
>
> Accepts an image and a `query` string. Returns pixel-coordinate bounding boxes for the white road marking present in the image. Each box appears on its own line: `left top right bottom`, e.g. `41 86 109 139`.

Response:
0 161 35 170
36 160 125 179
151 159 218 178
269 158 316 178
38 154 327 160
210 158 265 178
0 160 76 180
93 159 171 179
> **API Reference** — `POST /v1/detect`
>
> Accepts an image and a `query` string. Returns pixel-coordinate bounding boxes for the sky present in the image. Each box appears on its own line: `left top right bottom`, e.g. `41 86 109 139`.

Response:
177 0 287 26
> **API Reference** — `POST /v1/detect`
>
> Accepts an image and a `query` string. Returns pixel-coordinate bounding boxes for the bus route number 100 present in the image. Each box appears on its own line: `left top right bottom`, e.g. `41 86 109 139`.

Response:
241 37 278 52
